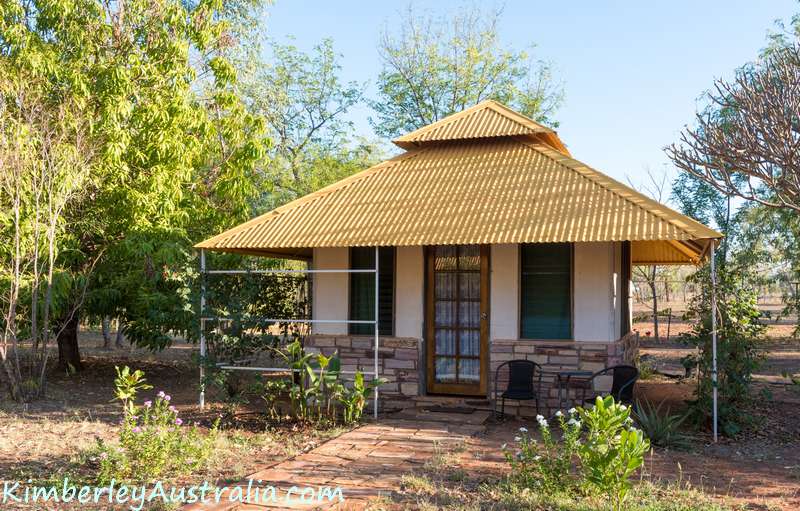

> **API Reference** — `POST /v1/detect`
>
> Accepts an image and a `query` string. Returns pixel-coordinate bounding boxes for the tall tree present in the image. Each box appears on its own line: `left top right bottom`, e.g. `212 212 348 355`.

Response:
370 4 563 138
628 168 679 342
0 69 94 399
241 38 380 209
665 44 800 213
0 0 266 383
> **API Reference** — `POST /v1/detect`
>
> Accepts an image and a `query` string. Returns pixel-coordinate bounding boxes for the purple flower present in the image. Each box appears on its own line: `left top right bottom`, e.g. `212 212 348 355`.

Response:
99 452 108 460
174 418 183 426
132 426 142 433
164 395 171 402
168 406 178 413
157 391 166 398
143 400 152 408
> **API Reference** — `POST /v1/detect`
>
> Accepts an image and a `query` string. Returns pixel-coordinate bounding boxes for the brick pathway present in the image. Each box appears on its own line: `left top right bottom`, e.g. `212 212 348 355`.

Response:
184 411 490 511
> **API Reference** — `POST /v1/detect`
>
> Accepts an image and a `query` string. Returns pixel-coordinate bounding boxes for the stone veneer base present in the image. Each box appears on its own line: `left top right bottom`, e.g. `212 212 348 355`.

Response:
304 333 638 416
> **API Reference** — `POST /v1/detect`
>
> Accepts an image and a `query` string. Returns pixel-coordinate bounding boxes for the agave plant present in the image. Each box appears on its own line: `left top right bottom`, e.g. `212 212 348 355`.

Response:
633 398 691 450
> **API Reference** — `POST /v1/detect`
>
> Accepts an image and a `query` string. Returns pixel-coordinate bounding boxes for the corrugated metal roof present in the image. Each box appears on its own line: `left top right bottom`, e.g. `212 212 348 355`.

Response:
197 128 721 257
631 240 707 265
393 100 570 154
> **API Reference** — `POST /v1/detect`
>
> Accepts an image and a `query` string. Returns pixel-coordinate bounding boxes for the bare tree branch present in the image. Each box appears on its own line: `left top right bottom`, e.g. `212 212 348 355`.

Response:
666 44 800 212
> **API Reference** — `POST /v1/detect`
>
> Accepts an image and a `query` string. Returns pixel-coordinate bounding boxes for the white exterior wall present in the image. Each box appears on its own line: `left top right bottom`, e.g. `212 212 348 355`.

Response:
312 243 622 342
489 242 622 342
573 242 622 342
395 246 424 338
311 247 349 335
490 244 519 340
312 246 424 338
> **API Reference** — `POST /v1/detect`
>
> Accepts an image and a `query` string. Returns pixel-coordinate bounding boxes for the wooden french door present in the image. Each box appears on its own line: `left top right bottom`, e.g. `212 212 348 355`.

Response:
425 245 489 396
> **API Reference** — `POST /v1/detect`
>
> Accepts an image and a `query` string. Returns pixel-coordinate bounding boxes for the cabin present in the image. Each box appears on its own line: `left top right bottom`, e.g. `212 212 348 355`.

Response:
197 100 721 415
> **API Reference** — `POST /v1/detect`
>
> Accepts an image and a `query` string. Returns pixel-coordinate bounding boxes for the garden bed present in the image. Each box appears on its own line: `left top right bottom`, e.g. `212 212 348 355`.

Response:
0 352 346 510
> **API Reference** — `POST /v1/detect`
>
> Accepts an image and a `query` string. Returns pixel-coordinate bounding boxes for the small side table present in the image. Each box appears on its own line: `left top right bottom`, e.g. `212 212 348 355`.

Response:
555 370 593 411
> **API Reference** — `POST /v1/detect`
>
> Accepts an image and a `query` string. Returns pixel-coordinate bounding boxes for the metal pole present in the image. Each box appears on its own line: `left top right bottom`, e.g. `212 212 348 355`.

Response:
374 246 380 420
199 249 207 410
710 242 718 443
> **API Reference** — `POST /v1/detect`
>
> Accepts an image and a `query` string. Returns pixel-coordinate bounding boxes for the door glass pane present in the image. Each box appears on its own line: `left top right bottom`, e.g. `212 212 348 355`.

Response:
460 330 479 356
435 329 456 356
435 357 456 383
459 358 480 382
435 246 457 270
435 301 456 327
435 273 457 300
458 245 480 270
458 301 479 327
459 272 480 300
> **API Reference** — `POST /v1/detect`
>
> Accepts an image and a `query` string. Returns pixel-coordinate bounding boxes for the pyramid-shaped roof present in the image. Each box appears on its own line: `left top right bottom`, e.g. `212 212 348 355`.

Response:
393 100 570 154
197 102 721 263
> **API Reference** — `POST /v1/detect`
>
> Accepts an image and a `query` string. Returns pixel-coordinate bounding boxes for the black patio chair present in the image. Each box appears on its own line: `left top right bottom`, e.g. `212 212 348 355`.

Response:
493 360 543 419
582 364 639 406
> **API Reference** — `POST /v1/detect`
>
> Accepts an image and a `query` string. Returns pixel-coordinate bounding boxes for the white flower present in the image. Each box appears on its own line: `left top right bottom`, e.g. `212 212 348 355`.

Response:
555 410 563 417
568 407 577 415
537 417 548 428
515 436 522 442
535 414 544 421
533 455 541 461
567 418 581 427
619 404 627 411
519 427 528 433
501 443 507 450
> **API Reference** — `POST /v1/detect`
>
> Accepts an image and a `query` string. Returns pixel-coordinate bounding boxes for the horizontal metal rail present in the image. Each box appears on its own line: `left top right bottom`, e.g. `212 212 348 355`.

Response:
201 317 376 324
215 365 376 376
203 268 376 275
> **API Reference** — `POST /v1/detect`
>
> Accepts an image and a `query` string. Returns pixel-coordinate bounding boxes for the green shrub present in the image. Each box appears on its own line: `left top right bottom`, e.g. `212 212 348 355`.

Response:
634 399 691 449
255 340 384 425
96 366 218 483
637 359 657 380
579 396 650 511
502 397 651 510
503 411 582 493
679 266 765 436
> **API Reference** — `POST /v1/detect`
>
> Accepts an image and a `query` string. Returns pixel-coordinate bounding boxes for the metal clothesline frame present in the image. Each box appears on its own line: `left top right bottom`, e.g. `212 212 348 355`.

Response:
198 247 381 420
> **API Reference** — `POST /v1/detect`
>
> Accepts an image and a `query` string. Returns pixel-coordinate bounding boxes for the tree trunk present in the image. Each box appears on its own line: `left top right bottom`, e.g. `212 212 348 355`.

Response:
57 313 83 372
115 319 125 348
102 316 112 349
1 358 23 401
648 266 660 342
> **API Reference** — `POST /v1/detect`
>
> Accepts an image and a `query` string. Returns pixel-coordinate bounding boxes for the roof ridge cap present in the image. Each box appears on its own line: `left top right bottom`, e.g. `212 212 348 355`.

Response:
393 100 552 145
514 138 722 239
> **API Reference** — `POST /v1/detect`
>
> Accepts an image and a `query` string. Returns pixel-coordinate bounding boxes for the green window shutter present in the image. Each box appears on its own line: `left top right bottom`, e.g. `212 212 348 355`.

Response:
520 243 572 340
349 247 394 336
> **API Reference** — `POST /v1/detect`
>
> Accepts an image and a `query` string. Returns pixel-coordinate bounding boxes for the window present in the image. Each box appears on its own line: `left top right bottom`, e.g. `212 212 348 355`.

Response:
349 247 395 335
520 243 572 339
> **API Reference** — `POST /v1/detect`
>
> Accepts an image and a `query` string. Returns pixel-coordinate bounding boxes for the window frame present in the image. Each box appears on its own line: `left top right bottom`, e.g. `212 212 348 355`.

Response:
348 246 396 336
518 242 574 341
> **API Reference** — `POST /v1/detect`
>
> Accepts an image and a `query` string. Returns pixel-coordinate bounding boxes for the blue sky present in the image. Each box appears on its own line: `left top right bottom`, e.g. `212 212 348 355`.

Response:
262 0 798 196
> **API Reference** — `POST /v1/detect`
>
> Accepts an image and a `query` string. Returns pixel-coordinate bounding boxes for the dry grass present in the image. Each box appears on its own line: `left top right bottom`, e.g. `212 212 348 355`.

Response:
0 345 347 510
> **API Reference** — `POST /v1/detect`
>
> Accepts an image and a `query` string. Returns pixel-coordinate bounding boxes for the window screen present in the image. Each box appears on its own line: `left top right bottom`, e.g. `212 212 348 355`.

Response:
520 243 572 339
